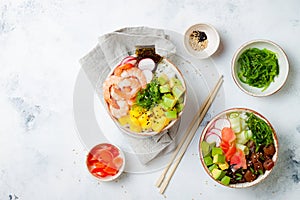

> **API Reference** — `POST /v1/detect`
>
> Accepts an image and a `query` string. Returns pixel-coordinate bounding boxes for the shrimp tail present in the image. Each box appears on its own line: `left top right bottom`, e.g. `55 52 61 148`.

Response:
114 63 134 76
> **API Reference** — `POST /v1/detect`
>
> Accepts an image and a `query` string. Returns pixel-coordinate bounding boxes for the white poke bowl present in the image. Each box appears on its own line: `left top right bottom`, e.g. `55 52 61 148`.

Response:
102 53 187 138
199 108 278 188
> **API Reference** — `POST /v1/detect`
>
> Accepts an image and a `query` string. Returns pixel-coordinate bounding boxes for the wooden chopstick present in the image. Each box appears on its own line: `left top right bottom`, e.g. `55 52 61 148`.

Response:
156 75 224 194
156 75 223 188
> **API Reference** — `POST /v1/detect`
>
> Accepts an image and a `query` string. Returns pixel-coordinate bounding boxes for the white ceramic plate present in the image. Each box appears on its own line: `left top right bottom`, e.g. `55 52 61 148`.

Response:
232 39 289 97
74 29 225 173
184 23 220 59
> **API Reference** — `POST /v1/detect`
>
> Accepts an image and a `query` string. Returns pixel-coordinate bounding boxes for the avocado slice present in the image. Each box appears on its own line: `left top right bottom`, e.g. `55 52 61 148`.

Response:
209 141 216 149
203 156 213 166
159 84 171 93
208 164 218 172
170 77 182 88
175 103 184 113
164 110 177 120
211 168 222 180
172 85 185 100
177 96 184 104
221 176 231 186
201 141 211 157
162 94 177 109
211 147 223 157
218 170 227 180
218 162 229 170
158 74 169 85
213 154 225 164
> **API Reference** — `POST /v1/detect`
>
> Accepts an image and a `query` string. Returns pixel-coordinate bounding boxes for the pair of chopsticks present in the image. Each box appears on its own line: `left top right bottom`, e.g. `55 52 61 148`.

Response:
155 75 224 194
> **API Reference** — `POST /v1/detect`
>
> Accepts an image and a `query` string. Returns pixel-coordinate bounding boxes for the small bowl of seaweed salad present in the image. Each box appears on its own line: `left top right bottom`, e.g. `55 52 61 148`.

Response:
232 40 289 96
199 108 279 188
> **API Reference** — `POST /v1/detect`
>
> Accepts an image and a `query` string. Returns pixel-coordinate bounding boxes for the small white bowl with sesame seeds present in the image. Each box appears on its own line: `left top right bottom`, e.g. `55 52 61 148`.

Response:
184 23 220 59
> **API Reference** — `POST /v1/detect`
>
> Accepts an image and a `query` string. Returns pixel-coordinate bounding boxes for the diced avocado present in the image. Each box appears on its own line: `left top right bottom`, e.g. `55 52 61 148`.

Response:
203 156 213 166
159 101 169 110
211 147 223 157
175 103 184 113
213 154 225 164
172 85 185 100
201 141 211 157
211 168 222 180
163 93 173 98
159 84 171 93
164 110 177 120
218 170 227 180
177 96 184 104
220 176 231 186
209 142 216 149
170 77 182 88
208 164 218 172
218 162 229 170
158 73 169 85
162 94 177 109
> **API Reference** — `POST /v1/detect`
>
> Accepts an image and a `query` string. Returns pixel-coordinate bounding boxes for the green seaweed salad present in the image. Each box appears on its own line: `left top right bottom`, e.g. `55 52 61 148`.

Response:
237 48 279 91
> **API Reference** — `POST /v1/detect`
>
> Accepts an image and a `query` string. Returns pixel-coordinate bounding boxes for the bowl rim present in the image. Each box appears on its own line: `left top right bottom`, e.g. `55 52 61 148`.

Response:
102 56 187 138
86 143 125 182
183 23 220 59
199 107 279 188
231 39 289 97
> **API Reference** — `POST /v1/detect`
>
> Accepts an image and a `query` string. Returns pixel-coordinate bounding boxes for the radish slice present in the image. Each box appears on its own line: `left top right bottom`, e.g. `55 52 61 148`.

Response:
142 69 153 83
205 132 221 146
121 56 137 66
214 118 231 130
209 128 222 138
138 58 155 71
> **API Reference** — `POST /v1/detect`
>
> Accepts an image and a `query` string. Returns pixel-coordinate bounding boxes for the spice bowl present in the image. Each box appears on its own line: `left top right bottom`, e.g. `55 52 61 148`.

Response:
232 39 289 97
199 108 278 188
184 23 220 59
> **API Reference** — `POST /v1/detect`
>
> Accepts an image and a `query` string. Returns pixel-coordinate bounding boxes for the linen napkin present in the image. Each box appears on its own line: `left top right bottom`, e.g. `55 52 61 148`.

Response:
80 26 180 164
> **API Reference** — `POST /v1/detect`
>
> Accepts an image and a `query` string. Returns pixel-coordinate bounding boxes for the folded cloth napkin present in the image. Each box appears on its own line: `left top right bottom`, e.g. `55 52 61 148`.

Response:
80 26 179 164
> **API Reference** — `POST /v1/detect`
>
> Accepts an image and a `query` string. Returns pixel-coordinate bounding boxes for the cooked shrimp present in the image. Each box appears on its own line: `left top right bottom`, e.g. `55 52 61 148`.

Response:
103 75 122 108
109 100 129 119
110 86 125 101
116 77 141 99
121 67 147 88
127 97 136 106
114 63 134 76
